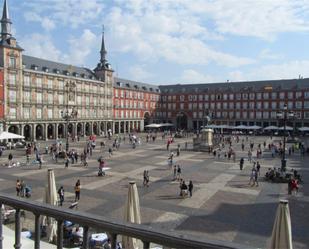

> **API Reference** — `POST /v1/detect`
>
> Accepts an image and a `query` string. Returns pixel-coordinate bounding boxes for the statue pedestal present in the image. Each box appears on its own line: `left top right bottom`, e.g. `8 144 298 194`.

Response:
193 129 214 152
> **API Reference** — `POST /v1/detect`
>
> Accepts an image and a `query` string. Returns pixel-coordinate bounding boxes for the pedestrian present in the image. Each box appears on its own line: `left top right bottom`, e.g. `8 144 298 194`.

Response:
16 179 21 196
74 179 81 202
108 147 113 157
37 154 42 169
177 144 180 156
254 169 259 186
20 180 25 197
65 155 69 168
143 170 148 187
58 186 64 206
8 153 13 167
177 165 182 181
188 180 193 197
256 161 261 176
248 150 252 162
173 165 177 180
249 168 256 186
240 157 244 170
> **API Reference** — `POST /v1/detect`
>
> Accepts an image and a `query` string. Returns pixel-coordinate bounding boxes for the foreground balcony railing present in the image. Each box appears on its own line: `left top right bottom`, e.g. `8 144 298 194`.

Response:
0 193 252 249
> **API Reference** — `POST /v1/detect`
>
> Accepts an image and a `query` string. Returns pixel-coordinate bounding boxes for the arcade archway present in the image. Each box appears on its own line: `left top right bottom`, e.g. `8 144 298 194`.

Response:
47 124 54 139
23 125 31 141
35 124 43 140
58 124 64 138
144 112 151 126
8 125 19 135
176 112 188 130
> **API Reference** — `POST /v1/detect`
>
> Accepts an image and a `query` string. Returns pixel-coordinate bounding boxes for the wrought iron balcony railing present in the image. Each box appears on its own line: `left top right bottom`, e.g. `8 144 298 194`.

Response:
0 193 252 249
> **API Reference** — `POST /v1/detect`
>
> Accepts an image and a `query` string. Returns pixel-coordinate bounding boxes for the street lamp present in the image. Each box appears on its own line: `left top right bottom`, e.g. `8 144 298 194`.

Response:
276 104 294 172
61 80 78 152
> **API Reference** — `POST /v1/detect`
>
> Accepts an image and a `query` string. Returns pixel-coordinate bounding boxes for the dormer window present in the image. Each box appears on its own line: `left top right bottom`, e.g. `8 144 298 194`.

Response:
81 73 85 78
31 64 38 70
43 67 49 73
126 83 130 88
134 85 138 89
73 72 79 77
53 69 60 74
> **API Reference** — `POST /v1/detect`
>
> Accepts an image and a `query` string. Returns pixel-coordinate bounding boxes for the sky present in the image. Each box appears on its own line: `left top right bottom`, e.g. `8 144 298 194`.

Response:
7 0 309 85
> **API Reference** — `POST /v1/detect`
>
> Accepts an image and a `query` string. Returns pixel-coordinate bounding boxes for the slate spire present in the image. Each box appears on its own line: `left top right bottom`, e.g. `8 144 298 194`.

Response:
1 0 12 40
100 25 107 66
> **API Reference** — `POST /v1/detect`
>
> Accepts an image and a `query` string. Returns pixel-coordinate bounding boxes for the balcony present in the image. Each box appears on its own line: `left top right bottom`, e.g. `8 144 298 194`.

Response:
0 193 248 249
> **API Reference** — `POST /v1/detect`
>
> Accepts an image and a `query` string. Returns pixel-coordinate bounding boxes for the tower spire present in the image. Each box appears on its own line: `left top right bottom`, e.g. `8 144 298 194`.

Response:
100 25 107 65
1 0 12 40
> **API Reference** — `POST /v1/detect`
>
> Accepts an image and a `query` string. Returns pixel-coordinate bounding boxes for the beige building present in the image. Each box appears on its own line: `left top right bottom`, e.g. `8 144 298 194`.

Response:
0 0 114 141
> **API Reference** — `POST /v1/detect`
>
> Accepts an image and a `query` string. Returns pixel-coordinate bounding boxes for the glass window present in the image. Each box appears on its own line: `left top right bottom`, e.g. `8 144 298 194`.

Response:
24 76 30 86
256 102 262 109
210 94 215 101
204 102 209 109
36 109 42 119
264 102 269 109
9 74 16 85
263 92 269 99
9 90 16 102
24 91 30 102
223 94 228 100
279 101 285 108
296 92 302 98
204 95 209 101
236 112 240 118
271 111 277 118
180 103 184 110
271 92 277 99
216 102 221 109
229 102 234 109
58 94 64 105
48 93 53 104
288 101 293 109
180 95 185 101
236 93 241 100
36 77 42 88
199 95 203 101
37 92 42 103
223 103 227 109
249 93 255 100
287 92 293 99
243 102 248 109
271 102 277 109
249 102 255 109
305 112 309 118
242 93 248 100
263 112 269 118
295 101 302 109
9 57 16 68
304 101 309 108
48 109 53 119
236 102 241 109
48 79 53 89
58 80 64 90
304 92 309 98
9 107 16 119
256 93 262 100
242 112 247 118
23 108 30 119
279 92 285 99
229 94 234 100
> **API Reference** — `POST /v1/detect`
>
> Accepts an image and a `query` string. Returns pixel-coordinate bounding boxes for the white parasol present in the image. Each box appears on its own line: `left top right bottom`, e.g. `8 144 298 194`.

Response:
0 131 24 140
269 200 293 249
122 181 141 249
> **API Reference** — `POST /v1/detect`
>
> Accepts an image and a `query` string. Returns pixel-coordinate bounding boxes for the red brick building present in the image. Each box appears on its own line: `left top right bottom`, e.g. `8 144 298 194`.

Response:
113 77 160 133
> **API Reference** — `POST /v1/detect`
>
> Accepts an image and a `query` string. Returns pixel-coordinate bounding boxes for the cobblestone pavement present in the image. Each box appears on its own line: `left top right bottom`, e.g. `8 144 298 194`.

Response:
0 134 308 248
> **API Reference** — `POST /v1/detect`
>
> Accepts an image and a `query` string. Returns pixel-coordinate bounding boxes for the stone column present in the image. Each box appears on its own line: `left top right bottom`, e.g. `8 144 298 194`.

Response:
54 123 58 139
32 124 36 141
118 121 121 134
112 122 115 134
140 120 144 132
105 122 108 136
20 125 24 137
128 121 131 133
44 124 48 141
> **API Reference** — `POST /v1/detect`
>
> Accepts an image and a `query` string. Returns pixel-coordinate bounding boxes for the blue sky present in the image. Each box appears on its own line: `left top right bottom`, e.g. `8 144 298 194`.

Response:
8 0 309 85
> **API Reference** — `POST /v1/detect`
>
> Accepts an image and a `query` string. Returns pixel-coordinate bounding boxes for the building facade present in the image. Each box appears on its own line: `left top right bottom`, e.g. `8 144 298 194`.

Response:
113 78 160 133
0 0 114 141
158 80 309 130
1 0 309 141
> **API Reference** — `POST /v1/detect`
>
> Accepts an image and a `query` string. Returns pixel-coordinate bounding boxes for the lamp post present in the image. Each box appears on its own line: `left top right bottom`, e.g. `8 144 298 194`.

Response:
276 104 294 172
61 80 77 152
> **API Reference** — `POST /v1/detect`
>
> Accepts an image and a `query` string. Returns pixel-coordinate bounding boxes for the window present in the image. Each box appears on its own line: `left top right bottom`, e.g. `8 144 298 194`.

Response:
210 94 215 101
223 103 227 109
48 79 53 89
9 57 16 68
229 102 234 109
271 102 277 109
204 95 209 101
288 92 293 99
24 91 30 102
24 76 30 86
249 102 255 109
264 102 269 109
288 101 293 109
48 109 53 119
210 103 215 109
36 109 42 119
180 103 184 110
229 94 234 100
9 90 16 102
223 94 228 100
271 92 277 99
250 112 255 118
36 77 42 88
263 112 269 118
23 108 30 119
9 107 16 119
193 112 197 118
295 101 302 109
271 111 277 118
58 94 64 105
188 103 192 110
279 101 285 108
48 93 53 104
216 102 221 109
9 74 16 85
199 111 203 118
77 95 82 105
256 93 262 100
115 90 118 98
304 101 309 108
236 112 240 118
204 102 209 109
236 102 241 109
243 102 248 109
242 93 248 100
199 103 204 109
304 92 309 98
180 95 185 101
256 102 262 109
249 93 255 100
305 112 309 118
279 92 285 99
296 92 302 98
199 95 203 101
236 93 241 100
58 80 64 90
263 92 269 99
242 112 247 118
188 95 193 101
86 96 90 105
37 92 42 103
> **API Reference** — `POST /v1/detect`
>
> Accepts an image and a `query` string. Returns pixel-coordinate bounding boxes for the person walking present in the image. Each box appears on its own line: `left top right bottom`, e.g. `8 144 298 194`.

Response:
173 165 177 180
8 153 13 167
188 180 193 197
65 154 69 168
177 144 180 156
177 165 182 181
74 179 81 202
16 179 21 196
58 186 64 206
256 161 261 176
108 147 113 157
239 157 244 170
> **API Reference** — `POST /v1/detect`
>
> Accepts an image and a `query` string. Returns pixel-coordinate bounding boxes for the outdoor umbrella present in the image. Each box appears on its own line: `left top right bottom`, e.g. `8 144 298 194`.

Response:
248 125 262 130
42 169 58 243
264 126 279 130
279 126 294 131
298 127 309 132
234 125 248 129
0 131 24 140
269 200 293 249
122 181 141 249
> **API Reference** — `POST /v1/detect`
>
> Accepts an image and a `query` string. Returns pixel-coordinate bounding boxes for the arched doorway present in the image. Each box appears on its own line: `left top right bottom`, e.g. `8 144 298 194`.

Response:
85 123 90 136
144 112 151 126
8 125 19 135
35 124 43 140
68 123 73 135
93 122 98 135
100 122 105 135
47 124 54 139
23 125 31 141
77 123 83 136
176 112 188 130
58 124 64 138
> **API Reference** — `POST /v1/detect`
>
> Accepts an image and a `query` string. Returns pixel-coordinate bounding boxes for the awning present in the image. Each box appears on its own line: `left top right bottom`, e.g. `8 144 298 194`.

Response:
278 126 294 131
248 125 262 130
264 126 279 130
0 131 24 140
298 127 309 132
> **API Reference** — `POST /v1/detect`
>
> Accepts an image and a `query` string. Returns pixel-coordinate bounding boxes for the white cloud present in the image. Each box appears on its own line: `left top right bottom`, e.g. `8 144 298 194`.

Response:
20 33 62 61
128 65 153 81
24 11 55 31
23 0 105 29
180 69 217 83
259 49 284 60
